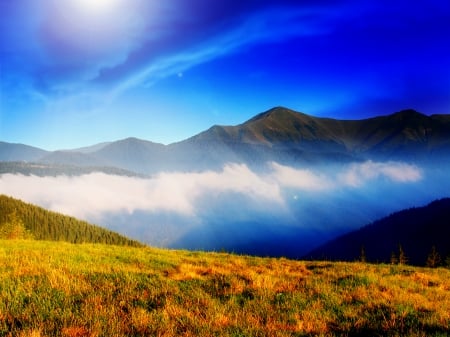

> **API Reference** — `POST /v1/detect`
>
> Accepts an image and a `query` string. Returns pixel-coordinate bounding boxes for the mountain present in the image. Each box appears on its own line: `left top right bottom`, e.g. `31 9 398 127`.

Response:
0 194 143 246
305 198 450 266
0 141 48 161
39 150 107 167
1 107 450 174
66 141 112 154
93 137 167 173
164 107 450 171
191 107 450 158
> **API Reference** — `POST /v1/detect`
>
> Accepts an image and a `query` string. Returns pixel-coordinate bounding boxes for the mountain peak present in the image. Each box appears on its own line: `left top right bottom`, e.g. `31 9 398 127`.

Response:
390 109 426 119
245 106 301 124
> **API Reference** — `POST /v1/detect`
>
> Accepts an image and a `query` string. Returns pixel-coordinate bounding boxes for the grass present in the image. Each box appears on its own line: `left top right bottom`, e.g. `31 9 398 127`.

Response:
0 240 449 336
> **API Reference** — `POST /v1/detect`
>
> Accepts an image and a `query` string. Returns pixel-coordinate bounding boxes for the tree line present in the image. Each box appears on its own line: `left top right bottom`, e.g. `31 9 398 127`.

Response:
360 244 450 268
0 195 143 247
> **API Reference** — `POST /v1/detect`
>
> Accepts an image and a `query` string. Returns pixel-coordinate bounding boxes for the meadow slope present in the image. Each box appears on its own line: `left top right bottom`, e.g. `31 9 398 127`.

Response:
0 240 449 336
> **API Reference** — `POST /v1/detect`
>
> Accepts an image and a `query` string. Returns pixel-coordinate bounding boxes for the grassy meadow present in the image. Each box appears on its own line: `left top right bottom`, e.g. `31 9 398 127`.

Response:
0 240 449 336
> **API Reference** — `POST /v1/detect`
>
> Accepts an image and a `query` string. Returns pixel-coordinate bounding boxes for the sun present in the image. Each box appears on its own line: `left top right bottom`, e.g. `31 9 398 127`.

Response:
69 0 124 15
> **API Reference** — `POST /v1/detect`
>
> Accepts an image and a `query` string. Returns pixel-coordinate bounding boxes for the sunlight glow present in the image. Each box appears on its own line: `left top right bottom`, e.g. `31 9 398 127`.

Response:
72 0 124 15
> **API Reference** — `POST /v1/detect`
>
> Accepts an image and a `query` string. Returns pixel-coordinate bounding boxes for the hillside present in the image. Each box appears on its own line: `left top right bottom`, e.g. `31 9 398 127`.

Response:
0 195 143 246
0 141 49 161
2 107 450 174
1 240 449 336
305 198 450 265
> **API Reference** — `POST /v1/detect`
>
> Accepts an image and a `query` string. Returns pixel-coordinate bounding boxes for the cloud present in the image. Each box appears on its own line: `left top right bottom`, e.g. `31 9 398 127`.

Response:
109 5 334 95
0 161 422 222
269 162 333 191
0 163 283 219
339 161 422 187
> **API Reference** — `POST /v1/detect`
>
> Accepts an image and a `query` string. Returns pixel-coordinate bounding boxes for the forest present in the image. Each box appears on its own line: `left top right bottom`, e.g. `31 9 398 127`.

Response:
0 194 143 247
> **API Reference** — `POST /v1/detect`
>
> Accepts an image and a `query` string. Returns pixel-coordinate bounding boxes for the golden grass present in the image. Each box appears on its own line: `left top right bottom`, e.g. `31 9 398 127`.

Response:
1 240 449 336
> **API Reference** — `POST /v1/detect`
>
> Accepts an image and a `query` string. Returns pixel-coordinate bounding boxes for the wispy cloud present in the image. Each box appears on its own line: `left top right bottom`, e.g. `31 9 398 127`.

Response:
110 5 333 96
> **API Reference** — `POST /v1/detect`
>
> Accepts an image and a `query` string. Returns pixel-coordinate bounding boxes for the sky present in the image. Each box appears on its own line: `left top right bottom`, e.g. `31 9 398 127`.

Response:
1 0 449 150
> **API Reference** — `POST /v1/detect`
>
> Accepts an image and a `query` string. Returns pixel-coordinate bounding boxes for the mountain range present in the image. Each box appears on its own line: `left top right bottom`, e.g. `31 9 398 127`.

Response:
2 107 450 174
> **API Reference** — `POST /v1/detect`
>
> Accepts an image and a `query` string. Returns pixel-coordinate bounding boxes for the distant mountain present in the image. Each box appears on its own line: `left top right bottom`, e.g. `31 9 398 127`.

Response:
0 194 143 246
39 150 107 167
66 141 112 154
0 141 48 161
94 137 167 173
305 198 450 266
1 107 450 174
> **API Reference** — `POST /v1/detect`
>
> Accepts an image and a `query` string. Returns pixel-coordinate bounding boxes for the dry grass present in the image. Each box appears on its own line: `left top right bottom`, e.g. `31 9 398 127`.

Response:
0 240 449 336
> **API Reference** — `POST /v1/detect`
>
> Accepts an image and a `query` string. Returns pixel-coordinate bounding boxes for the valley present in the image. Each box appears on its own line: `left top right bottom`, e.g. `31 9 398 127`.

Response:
1 107 450 258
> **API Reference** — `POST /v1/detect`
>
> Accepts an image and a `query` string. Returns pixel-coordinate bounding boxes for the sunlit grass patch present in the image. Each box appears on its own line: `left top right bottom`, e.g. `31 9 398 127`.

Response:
1 240 449 336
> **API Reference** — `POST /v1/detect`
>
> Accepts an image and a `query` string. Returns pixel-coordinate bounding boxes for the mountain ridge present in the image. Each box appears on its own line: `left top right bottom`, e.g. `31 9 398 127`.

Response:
0 141 49 161
2 107 450 173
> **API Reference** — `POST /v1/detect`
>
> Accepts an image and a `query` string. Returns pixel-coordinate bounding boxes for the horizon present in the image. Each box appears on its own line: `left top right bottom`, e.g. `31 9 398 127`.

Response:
1 1 449 150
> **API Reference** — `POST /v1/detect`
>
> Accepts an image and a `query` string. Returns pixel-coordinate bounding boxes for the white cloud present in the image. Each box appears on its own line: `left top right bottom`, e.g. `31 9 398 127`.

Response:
0 163 283 219
0 161 422 222
269 162 332 191
339 160 422 187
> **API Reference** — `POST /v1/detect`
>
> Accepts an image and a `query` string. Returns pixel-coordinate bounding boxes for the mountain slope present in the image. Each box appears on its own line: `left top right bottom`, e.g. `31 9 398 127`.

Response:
67 141 112 153
0 194 143 246
39 150 107 167
0 141 48 161
305 198 450 265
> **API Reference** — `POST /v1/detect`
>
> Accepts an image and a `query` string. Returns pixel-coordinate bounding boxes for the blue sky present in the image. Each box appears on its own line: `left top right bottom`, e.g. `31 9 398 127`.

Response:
1 0 449 150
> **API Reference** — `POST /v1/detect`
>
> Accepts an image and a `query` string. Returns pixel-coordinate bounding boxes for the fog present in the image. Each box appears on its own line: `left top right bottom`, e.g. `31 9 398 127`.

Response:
1 160 446 256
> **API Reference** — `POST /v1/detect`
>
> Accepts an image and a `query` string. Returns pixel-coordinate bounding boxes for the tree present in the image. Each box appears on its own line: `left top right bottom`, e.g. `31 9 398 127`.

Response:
426 246 441 268
398 244 408 265
360 245 367 263
0 210 33 240
390 251 398 265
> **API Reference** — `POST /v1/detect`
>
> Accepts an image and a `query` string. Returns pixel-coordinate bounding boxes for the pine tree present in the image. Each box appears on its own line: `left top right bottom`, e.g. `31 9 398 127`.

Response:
426 246 441 268
390 251 398 265
446 255 450 269
398 244 408 265
360 245 367 263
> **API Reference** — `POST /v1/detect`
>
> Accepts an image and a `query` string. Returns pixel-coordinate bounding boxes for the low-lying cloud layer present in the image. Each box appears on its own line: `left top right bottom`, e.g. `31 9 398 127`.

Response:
0 160 422 221
2 159 440 255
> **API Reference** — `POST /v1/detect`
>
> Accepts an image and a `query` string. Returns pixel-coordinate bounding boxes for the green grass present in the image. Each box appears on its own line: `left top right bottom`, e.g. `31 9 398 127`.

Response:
1 240 449 336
